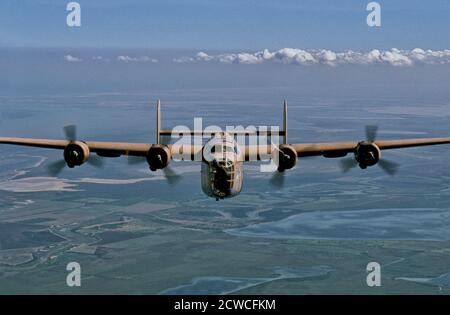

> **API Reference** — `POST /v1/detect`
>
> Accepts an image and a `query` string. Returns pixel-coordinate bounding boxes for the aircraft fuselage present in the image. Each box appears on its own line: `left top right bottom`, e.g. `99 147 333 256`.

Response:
200 136 244 200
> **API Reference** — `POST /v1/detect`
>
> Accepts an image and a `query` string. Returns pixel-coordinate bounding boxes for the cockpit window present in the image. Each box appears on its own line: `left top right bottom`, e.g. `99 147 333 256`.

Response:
212 144 238 154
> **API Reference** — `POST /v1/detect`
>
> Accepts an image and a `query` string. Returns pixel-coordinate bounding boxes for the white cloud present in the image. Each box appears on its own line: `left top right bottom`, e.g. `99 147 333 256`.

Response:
379 48 413 66
117 55 158 63
409 48 450 65
92 56 110 62
272 48 317 65
174 48 450 67
315 49 337 66
236 53 264 64
64 54 82 62
173 56 195 63
196 51 213 61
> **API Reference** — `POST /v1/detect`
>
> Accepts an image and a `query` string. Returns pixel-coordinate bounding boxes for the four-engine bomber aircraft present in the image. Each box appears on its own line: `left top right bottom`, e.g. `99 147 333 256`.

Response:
2 100 450 200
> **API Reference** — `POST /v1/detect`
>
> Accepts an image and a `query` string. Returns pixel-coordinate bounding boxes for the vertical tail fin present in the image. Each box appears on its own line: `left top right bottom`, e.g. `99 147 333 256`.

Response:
156 99 161 145
283 99 288 144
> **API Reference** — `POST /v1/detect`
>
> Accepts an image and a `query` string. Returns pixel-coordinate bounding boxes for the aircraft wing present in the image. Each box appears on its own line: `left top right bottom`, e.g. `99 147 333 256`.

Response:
0 137 152 157
243 137 450 160
291 137 450 158
3 136 450 160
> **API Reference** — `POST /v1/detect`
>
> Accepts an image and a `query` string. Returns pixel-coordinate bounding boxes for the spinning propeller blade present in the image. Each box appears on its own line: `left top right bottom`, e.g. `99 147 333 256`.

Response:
46 125 104 176
339 158 358 172
64 125 77 142
162 166 182 186
269 170 285 188
378 159 399 176
365 125 378 143
340 125 400 175
87 155 104 168
46 160 67 177
128 156 181 185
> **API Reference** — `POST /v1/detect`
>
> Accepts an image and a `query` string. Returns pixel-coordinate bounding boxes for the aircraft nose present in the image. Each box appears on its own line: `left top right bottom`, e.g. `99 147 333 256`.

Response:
213 158 233 169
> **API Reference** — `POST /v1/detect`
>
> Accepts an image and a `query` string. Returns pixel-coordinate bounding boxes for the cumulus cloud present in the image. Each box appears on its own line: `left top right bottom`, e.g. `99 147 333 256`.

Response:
64 54 82 62
379 48 413 66
175 48 450 67
196 51 213 61
116 55 158 63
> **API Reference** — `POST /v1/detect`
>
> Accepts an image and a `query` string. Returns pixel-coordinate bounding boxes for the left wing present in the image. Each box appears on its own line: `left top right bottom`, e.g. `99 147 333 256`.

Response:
0 137 152 157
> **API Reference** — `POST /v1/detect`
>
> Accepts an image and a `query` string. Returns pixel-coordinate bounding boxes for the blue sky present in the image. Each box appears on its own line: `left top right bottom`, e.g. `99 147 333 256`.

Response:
1 0 449 97
0 0 449 50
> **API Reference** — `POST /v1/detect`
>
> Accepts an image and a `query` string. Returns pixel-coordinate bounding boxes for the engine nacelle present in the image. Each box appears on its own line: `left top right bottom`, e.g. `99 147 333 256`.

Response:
274 144 298 171
146 145 171 171
64 141 90 168
355 142 381 169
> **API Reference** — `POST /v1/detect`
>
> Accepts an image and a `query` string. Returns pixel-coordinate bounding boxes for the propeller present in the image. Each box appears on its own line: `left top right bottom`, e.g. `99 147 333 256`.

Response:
365 124 378 143
162 166 182 186
64 124 77 142
46 125 104 176
269 170 285 188
339 158 358 173
47 160 67 177
339 125 399 175
378 159 399 175
87 155 104 168
127 156 182 186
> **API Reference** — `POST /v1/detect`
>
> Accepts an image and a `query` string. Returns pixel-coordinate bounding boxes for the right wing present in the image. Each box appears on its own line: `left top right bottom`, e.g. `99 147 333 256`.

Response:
292 137 450 158
243 137 450 161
